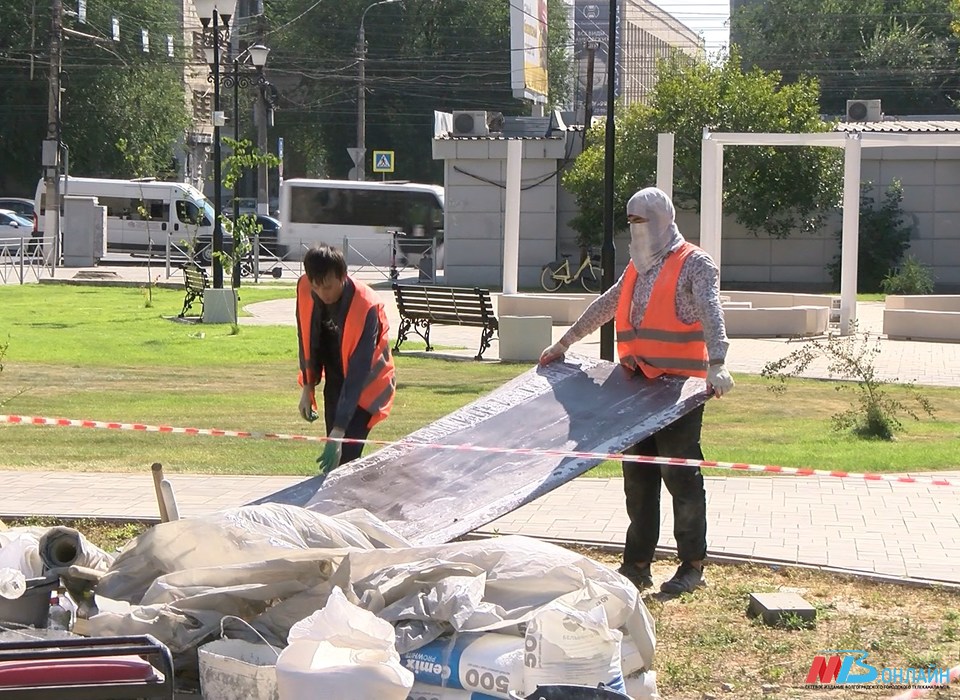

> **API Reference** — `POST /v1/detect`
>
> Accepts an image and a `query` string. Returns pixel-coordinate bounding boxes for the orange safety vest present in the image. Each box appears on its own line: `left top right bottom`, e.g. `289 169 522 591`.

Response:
615 242 708 379
297 275 396 428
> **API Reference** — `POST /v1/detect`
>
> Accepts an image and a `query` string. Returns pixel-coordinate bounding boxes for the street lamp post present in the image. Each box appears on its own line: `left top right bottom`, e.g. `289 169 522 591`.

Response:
193 0 237 290
227 43 269 287
356 0 401 182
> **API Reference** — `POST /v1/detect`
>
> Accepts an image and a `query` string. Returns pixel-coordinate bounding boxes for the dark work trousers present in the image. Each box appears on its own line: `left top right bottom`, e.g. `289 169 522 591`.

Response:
323 381 373 466
622 403 707 565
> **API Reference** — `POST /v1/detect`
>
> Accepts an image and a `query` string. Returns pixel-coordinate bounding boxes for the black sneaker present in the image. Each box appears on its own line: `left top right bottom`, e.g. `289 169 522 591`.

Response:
617 562 653 590
659 562 705 594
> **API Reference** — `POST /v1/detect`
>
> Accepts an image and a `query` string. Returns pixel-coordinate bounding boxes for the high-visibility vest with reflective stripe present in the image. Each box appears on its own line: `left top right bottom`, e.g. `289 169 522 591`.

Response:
616 242 708 379
297 275 396 428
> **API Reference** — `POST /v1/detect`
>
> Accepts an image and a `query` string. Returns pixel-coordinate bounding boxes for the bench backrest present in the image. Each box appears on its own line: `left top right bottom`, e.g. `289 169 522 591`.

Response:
394 284 497 328
183 264 209 292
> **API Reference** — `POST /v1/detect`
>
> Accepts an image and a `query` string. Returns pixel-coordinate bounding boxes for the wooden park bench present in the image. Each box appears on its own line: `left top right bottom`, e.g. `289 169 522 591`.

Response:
392 283 499 360
178 262 210 319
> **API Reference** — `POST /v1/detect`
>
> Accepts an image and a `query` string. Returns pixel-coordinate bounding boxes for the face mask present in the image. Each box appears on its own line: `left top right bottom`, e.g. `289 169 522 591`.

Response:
629 222 656 272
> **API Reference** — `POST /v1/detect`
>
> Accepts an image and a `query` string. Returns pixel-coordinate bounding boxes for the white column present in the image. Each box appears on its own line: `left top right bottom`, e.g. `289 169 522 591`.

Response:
656 133 675 199
840 132 862 335
502 139 522 294
699 131 724 274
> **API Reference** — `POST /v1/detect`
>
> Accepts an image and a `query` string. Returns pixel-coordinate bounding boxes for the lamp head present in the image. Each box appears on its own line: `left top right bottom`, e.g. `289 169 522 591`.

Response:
248 43 270 67
192 0 238 21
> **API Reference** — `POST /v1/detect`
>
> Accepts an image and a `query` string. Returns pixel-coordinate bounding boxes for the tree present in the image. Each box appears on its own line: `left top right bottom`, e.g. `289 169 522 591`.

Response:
732 0 960 115
0 0 190 192
563 49 844 246
265 0 572 183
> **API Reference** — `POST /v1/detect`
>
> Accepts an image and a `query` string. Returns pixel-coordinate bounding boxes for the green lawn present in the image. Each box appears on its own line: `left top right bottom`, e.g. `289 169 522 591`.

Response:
1 284 957 476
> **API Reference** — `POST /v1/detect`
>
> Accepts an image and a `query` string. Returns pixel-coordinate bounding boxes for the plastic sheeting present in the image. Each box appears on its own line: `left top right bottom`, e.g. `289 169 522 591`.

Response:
257 355 709 546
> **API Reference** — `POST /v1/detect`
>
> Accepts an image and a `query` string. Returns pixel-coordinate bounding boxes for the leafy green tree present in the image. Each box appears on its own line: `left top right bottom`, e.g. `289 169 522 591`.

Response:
732 0 960 115
61 1 189 178
563 49 844 246
266 0 571 182
0 0 190 191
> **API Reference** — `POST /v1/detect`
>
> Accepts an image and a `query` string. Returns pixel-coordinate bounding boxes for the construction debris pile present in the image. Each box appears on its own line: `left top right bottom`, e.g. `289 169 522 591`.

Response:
0 506 660 699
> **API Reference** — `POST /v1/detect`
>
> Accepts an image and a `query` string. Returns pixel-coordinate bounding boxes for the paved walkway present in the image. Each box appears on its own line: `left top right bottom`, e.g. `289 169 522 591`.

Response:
2 263 958 588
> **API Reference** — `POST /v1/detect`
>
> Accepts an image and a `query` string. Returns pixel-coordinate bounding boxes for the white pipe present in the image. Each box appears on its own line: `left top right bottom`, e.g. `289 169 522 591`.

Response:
502 139 522 295
656 133 675 199
840 133 862 335
160 479 181 522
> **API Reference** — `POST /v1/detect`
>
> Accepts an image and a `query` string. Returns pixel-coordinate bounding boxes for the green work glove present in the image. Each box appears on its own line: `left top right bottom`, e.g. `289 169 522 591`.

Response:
317 429 344 474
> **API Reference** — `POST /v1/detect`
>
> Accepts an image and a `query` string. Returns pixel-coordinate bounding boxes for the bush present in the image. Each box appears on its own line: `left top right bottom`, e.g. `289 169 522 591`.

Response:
880 255 935 295
827 181 914 292
761 326 935 440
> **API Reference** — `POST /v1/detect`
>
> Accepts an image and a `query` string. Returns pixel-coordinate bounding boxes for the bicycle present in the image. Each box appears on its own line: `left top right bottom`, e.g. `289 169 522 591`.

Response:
540 249 603 293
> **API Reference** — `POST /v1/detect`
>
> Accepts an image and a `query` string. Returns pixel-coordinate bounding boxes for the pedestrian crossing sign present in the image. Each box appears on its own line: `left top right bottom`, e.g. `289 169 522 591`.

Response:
372 150 395 173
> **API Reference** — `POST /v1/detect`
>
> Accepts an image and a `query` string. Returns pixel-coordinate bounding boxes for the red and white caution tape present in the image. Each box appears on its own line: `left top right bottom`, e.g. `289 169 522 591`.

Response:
890 663 960 699
1 413 957 487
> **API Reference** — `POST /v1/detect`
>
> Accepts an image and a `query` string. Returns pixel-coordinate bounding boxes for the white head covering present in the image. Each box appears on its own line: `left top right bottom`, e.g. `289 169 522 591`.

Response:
626 187 684 273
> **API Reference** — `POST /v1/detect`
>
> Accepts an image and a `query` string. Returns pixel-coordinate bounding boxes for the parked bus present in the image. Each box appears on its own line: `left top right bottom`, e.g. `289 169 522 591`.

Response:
35 177 216 254
278 179 444 267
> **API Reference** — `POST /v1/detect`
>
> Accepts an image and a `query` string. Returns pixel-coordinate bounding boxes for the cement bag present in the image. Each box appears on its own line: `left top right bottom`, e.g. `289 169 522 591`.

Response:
408 680 501 700
522 593 624 695
400 632 524 699
276 586 413 700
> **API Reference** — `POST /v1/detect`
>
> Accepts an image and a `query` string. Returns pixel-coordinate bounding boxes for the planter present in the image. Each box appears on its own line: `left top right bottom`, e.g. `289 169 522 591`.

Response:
202 288 239 324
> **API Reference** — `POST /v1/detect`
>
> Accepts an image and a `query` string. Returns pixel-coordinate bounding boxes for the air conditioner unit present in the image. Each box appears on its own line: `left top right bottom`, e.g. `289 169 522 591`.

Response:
452 110 490 137
846 99 882 122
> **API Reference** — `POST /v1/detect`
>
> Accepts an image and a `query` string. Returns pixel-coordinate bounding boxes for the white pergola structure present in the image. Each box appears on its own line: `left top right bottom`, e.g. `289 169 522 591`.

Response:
697 128 960 335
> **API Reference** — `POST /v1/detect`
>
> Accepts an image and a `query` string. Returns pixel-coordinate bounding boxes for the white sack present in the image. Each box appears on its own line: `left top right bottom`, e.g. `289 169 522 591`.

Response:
276 587 413 700
522 588 624 694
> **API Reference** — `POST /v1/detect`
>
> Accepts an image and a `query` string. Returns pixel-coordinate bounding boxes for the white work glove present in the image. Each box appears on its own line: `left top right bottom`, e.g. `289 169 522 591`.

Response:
298 385 318 422
707 363 734 398
539 340 569 366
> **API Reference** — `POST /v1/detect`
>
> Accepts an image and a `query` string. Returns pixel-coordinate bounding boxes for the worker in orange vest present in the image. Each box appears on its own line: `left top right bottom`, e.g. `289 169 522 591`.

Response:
296 245 396 474
539 187 733 595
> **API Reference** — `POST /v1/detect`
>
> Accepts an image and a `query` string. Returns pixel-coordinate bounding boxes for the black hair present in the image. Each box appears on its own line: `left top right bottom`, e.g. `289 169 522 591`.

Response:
303 245 347 284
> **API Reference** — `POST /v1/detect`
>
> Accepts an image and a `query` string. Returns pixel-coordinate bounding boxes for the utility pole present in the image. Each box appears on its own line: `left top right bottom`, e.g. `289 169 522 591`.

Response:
42 0 63 260
356 20 367 182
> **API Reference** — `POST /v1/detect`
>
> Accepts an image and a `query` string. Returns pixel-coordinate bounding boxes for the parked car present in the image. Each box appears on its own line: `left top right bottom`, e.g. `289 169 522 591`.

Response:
0 209 36 253
193 214 282 264
0 209 33 230
0 197 37 232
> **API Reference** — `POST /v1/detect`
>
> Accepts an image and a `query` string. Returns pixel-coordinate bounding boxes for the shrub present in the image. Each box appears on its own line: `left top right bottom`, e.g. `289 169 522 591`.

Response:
761 326 935 440
827 181 914 293
880 255 935 295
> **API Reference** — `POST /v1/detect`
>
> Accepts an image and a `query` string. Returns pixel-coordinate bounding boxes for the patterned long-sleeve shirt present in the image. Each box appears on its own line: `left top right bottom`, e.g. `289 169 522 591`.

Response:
561 246 730 363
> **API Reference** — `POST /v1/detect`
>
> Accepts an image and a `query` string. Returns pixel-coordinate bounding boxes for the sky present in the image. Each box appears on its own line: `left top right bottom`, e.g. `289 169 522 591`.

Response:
653 0 730 56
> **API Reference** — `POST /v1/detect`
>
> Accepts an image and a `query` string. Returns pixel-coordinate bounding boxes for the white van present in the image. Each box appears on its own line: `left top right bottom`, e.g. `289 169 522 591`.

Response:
35 177 216 254
278 179 444 266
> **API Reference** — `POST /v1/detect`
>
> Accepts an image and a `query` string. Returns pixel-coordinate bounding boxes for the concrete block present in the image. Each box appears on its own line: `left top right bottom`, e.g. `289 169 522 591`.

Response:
724 306 829 338
747 592 817 627
497 293 595 325
883 309 960 342
499 315 552 362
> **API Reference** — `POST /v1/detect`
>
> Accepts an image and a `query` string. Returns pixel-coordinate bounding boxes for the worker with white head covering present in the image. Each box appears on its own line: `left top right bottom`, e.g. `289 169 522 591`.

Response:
540 186 733 595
